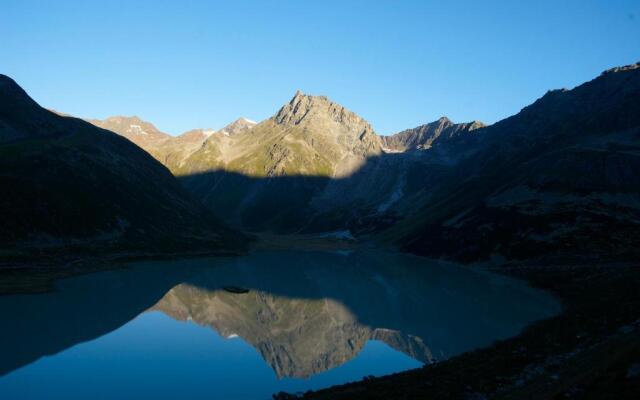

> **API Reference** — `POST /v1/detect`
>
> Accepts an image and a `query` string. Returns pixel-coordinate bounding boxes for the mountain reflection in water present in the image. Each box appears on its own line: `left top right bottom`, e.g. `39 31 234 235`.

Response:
0 250 559 396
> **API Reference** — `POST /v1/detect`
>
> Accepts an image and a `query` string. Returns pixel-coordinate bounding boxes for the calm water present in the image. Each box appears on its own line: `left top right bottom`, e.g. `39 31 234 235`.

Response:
0 250 559 399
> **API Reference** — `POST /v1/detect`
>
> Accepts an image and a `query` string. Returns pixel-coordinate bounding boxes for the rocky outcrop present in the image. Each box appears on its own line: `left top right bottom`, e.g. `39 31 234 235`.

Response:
381 117 484 152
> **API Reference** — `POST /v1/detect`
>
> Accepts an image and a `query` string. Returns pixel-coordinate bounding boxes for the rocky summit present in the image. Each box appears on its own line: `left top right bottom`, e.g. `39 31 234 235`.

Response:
381 117 484 152
87 115 170 144
218 117 257 136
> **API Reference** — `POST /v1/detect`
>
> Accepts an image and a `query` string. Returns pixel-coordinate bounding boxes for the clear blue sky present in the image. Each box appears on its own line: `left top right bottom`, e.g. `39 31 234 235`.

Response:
2 1 639 135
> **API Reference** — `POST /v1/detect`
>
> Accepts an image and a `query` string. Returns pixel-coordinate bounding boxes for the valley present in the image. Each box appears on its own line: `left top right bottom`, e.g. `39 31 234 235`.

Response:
3 2 638 398
1 62 639 399
81 62 640 265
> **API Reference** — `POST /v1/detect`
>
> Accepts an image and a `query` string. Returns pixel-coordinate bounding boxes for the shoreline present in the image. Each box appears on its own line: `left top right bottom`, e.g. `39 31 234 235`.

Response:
277 261 640 399
0 233 357 294
2 237 637 399
0 248 245 295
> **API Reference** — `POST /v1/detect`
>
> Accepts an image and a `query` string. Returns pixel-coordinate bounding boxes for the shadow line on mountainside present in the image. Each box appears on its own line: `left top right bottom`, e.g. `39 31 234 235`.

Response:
175 149 455 234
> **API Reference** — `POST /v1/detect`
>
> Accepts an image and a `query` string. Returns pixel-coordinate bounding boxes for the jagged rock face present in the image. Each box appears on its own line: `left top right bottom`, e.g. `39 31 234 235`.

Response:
273 91 382 176
381 117 484 152
0 75 245 255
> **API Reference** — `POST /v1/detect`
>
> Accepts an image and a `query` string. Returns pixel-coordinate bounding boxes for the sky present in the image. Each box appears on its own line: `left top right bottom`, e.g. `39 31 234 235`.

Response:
1 1 639 136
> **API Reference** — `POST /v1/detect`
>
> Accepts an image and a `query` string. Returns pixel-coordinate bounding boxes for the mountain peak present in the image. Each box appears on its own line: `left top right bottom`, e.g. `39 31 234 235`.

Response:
469 120 485 130
0 74 20 90
274 91 374 136
0 75 58 143
219 117 257 136
0 74 42 117
179 128 216 140
382 117 484 152
87 115 170 142
103 115 141 124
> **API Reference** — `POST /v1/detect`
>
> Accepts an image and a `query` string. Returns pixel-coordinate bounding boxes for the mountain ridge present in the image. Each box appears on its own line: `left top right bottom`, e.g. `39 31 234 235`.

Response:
381 117 484 152
390 61 640 261
23 61 640 262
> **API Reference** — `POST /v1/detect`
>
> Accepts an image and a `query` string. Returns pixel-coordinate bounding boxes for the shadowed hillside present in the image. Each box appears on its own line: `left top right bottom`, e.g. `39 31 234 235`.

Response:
0 75 246 262
392 62 640 262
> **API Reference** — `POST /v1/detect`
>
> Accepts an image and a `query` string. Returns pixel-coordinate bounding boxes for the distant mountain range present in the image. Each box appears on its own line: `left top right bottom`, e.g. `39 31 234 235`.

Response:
2 62 638 263
84 90 486 232
0 75 246 260
86 116 257 172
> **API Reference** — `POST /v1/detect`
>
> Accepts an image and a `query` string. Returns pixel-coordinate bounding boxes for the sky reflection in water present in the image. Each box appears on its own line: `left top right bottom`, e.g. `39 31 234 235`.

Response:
0 250 560 399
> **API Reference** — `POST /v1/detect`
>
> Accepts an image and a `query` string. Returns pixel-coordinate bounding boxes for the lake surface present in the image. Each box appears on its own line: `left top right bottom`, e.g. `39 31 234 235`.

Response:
0 250 560 399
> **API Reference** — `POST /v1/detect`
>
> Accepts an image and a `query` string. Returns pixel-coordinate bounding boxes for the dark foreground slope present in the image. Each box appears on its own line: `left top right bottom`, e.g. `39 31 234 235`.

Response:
280 263 640 400
0 75 245 264
388 63 640 262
